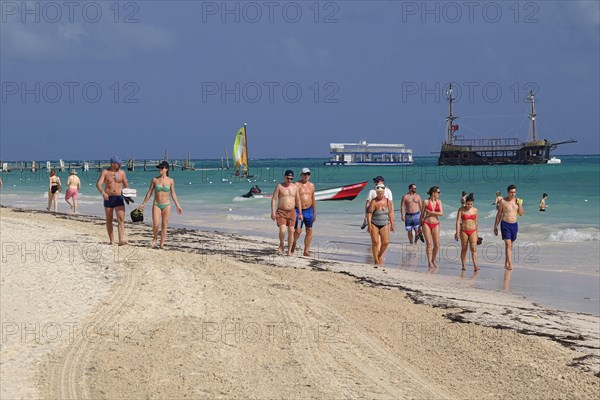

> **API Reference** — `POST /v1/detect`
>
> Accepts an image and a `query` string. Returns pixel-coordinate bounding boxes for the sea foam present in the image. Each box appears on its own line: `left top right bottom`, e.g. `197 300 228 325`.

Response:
548 228 600 242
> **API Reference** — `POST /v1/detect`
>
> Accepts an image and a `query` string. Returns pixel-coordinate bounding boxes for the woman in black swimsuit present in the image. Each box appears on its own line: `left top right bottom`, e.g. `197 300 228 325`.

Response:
47 169 61 212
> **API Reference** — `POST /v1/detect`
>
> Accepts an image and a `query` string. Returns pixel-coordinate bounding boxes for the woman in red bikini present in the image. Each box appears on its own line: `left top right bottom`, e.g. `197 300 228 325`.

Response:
455 193 480 271
419 186 443 268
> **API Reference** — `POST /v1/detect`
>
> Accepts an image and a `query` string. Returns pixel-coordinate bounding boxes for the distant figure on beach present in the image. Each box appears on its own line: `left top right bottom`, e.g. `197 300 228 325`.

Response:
65 170 81 213
140 161 183 249
292 168 316 256
493 191 502 210
460 191 467 208
367 184 394 266
361 176 393 230
455 193 480 271
96 156 129 245
400 183 421 244
539 193 549 212
494 184 525 270
419 186 443 268
271 170 302 255
47 169 61 213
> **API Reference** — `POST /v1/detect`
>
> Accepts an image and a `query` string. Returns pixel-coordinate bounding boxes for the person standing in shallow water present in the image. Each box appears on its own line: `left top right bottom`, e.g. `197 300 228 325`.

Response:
140 161 183 249
494 184 525 270
47 169 61 213
455 193 480 272
419 186 443 269
65 170 81 213
539 193 549 212
271 170 302 256
96 156 129 245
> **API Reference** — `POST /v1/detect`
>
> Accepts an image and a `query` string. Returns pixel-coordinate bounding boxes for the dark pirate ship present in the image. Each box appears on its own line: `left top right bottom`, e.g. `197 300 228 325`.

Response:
438 84 576 165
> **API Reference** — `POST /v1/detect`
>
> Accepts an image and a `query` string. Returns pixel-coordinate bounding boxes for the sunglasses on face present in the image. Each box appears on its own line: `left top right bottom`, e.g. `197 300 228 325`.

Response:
286 177 294 180
302 173 310 176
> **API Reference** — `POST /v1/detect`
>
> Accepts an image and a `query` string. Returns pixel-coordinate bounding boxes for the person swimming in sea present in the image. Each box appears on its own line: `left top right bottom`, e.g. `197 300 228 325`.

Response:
493 191 502 210
539 193 549 212
139 161 183 249
455 193 480 271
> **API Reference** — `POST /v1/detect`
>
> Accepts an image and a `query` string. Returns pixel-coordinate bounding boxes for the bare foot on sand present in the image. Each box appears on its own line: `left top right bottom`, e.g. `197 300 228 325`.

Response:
461 265 466 271
505 265 512 270
277 246 284 255
303 250 310 257
474 265 480 271
118 241 128 246
151 239 158 248
290 242 296 254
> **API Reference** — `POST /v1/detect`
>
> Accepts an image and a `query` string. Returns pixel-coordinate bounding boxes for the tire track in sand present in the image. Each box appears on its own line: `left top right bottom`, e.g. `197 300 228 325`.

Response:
49 262 141 399
244 265 451 399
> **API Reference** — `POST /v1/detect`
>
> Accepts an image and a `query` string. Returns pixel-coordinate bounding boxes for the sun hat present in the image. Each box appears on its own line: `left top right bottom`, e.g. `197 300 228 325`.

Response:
110 156 123 165
301 167 311 174
376 184 386 192
69 170 77 175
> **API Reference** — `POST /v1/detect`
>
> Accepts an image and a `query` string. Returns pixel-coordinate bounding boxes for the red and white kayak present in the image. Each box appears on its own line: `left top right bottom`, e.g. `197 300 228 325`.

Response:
248 181 367 201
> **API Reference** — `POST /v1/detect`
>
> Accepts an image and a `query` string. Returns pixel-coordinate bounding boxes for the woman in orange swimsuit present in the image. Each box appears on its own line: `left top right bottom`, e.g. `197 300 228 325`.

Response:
455 193 479 271
419 186 443 268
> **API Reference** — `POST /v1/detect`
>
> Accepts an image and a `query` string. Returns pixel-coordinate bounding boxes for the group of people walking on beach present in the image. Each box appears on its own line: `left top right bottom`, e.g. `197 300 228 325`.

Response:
46 169 81 213
354 177 526 271
43 159 527 270
94 157 183 248
270 171 525 271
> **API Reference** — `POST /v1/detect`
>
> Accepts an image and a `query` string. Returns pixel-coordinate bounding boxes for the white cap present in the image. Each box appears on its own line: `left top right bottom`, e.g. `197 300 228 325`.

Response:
301 168 311 174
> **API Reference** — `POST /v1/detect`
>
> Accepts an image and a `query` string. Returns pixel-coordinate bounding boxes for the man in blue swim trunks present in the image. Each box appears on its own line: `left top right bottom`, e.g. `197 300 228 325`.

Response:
401 183 422 244
292 168 316 256
494 184 525 270
96 156 130 245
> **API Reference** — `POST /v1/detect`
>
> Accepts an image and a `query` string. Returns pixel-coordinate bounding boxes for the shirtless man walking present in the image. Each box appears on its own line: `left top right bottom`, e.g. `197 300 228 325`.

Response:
292 168 316 256
96 156 129 245
271 170 302 255
494 184 525 270
400 183 421 244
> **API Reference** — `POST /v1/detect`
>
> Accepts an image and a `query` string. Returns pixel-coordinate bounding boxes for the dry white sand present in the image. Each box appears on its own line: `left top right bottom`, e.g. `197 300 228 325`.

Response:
1 207 598 399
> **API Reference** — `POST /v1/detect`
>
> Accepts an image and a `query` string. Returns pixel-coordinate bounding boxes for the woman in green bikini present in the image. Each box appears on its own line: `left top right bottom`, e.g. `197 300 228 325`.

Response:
140 161 183 248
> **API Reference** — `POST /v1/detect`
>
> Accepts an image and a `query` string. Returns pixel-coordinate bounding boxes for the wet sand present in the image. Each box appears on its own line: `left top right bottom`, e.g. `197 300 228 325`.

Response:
1 206 599 399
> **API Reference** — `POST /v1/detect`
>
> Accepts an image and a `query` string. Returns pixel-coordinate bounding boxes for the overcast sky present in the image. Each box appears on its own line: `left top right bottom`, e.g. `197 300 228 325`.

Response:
1 1 598 160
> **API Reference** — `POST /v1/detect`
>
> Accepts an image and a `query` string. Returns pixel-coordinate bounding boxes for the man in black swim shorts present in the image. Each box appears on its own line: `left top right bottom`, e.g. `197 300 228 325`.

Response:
96 156 130 245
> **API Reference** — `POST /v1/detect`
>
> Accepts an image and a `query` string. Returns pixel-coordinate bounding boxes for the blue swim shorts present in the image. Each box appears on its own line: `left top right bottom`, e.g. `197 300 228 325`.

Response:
295 206 315 229
405 211 420 231
500 221 518 242
104 195 125 209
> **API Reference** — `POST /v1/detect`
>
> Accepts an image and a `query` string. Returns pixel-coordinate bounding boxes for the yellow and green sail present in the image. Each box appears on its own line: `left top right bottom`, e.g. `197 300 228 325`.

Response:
233 125 248 174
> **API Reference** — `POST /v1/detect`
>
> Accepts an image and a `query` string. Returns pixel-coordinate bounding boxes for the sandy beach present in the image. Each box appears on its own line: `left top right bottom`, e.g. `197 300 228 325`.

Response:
1 206 598 399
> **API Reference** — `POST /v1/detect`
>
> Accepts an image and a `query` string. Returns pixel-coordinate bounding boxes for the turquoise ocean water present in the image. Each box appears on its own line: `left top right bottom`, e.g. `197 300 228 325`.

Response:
1 155 599 314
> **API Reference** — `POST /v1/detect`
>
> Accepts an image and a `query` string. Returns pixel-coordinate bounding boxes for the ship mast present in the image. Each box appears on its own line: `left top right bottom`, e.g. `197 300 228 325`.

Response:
445 84 459 144
527 91 537 142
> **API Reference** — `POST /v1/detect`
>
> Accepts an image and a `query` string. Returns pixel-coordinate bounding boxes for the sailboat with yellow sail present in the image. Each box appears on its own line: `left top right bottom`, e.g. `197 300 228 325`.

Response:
233 123 254 178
